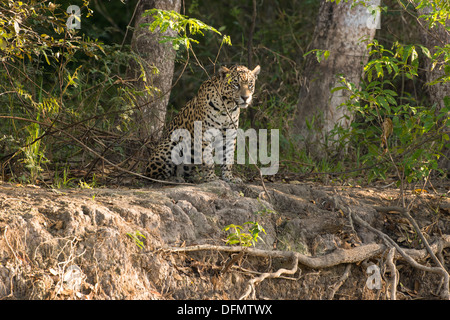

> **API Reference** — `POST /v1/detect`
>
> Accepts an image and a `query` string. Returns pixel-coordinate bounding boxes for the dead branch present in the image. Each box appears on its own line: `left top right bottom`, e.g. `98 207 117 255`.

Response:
328 264 352 299
239 253 298 300
221 251 245 274
61 130 193 186
374 206 447 271
351 211 450 300
231 265 302 281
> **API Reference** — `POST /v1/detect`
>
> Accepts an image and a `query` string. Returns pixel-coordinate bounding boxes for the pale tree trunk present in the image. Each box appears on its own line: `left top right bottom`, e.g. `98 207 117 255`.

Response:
418 7 450 110
417 6 450 170
293 0 380 153
128 0 181 141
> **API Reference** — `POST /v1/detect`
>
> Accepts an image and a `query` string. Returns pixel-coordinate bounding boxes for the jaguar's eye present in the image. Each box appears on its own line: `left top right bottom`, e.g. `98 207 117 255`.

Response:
233 83 240 90
248 84 254 90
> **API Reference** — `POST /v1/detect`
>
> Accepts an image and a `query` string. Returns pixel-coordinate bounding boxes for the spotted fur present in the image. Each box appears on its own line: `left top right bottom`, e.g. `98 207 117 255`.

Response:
146 65 261 183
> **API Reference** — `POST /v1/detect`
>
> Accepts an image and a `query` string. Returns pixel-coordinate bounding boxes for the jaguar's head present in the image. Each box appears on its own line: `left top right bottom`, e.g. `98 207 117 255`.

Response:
218 65 261 109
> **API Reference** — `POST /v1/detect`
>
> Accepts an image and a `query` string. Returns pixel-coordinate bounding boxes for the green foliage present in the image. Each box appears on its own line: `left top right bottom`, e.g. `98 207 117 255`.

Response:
21 122 48 183
222 202 274 247
142 9 231 51
304 49 330 63
300 0 450 186
51 165 76 189
335 39 449 184
0 0 448 188
0 1 144 184
413 0 450 28
223 221 266 247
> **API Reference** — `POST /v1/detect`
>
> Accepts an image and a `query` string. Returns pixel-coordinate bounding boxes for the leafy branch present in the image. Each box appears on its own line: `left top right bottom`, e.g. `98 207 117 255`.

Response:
142 9 231 51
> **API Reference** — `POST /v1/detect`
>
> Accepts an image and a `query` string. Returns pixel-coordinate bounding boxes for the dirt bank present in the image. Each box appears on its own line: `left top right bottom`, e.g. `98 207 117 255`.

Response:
0 180 449 300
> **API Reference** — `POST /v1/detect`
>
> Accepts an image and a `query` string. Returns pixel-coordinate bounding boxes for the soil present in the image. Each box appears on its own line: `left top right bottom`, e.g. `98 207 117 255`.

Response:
0 179 449 300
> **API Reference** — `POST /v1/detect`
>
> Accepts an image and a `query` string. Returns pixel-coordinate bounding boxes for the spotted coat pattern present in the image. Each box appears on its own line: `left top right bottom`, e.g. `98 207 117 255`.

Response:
146 65 261 183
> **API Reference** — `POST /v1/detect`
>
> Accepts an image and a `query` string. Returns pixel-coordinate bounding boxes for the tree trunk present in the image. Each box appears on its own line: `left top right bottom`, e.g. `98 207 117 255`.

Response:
292 0 380 153
417 6 450 171
418 7 450 110
128 0 181 142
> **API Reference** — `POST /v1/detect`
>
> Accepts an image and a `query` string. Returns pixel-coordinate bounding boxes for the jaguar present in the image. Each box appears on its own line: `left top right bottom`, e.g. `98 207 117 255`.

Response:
146 64 261 183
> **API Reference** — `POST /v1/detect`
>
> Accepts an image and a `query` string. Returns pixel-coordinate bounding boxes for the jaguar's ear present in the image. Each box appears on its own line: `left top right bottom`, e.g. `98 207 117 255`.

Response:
219 66 230 79
251 65 261 77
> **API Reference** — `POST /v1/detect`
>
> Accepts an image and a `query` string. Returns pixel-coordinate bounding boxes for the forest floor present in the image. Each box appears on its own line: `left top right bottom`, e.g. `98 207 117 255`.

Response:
0 178 449 300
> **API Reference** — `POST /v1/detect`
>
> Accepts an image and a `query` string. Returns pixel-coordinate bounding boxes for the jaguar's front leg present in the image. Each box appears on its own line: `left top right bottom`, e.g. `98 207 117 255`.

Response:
220 129 242 183
188 138 219 183
146 140 176 180
221 163 242 183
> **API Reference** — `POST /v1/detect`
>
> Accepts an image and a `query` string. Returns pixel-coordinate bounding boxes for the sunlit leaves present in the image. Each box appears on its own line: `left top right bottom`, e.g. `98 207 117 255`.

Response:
415 0 450 29
142 9 230 51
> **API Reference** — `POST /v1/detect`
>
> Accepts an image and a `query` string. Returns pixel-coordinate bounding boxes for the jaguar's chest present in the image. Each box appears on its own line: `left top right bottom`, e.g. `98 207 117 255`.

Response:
202 100 239 130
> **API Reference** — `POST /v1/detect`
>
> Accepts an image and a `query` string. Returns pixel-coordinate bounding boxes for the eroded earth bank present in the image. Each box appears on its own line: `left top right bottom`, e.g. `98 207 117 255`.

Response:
0 180 449 300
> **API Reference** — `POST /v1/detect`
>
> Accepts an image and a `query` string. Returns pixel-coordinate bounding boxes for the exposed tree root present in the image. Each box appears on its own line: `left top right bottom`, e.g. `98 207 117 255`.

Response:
164 235 450 270
163 210 450 300
374 206 447 271
351 211 450 300
386 247 398 300
164 242 384 269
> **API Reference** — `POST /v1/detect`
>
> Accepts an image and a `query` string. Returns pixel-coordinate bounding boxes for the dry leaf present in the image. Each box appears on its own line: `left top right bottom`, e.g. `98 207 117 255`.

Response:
382 118 393 140
381 118 393 153
275 216 283 227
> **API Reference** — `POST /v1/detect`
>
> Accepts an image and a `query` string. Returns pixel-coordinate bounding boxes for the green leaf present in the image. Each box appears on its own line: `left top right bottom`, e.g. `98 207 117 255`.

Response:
376 96 389 110
385 94 397 106
383 89 398 96
0 38 6 50
367 70 373 82
331 86 348 93
375 63 383 78
419 45 432 59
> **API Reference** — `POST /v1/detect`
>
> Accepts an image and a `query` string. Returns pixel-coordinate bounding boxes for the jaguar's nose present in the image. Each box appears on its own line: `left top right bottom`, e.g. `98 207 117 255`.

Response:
241 95 250 103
